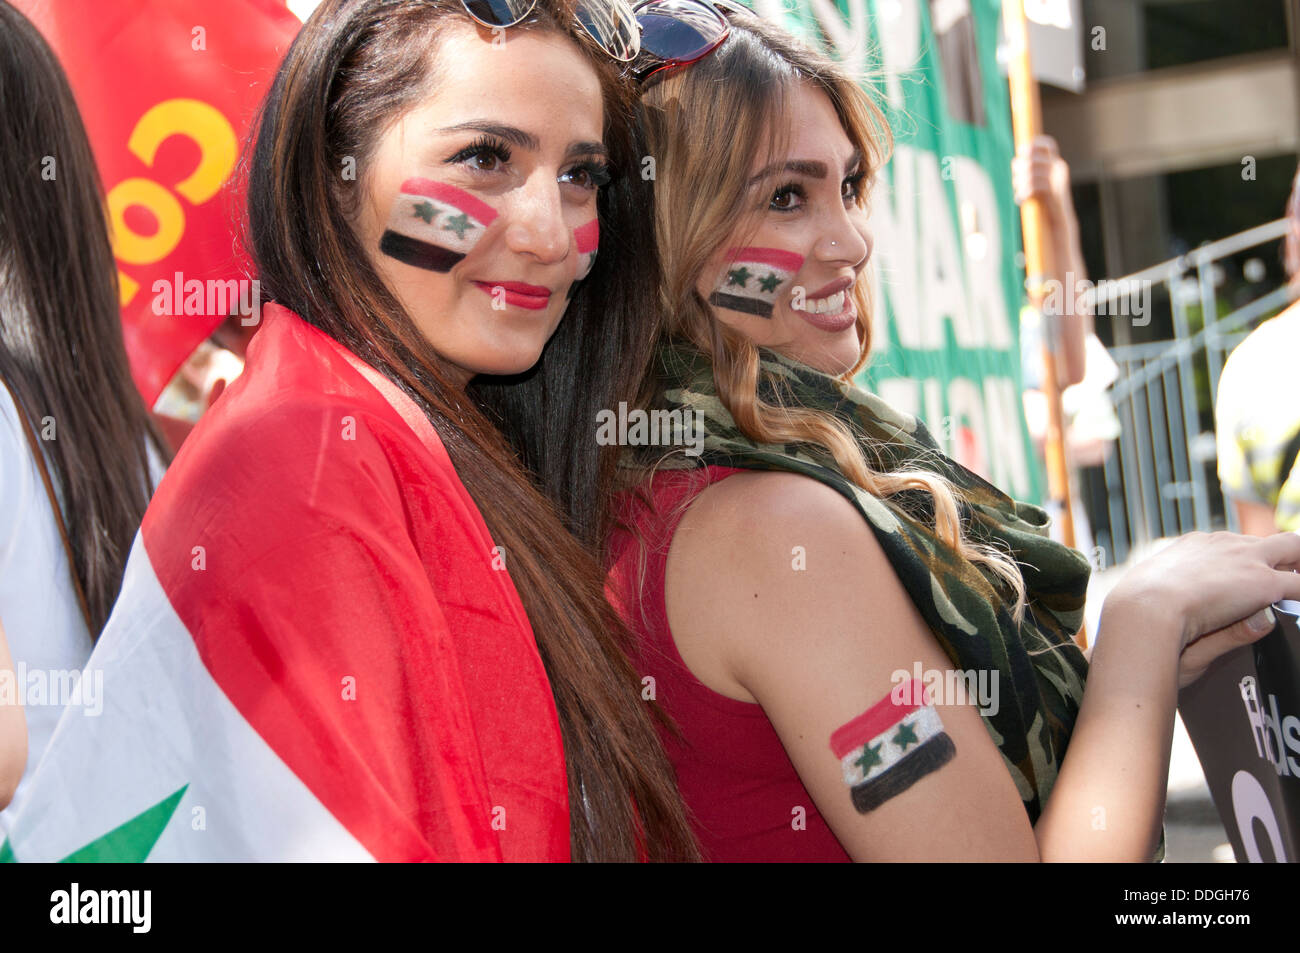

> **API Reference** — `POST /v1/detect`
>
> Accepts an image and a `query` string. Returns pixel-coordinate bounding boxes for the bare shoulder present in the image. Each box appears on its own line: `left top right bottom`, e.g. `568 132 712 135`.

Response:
673 469 875 546
665 469 911 699
671 469 896 589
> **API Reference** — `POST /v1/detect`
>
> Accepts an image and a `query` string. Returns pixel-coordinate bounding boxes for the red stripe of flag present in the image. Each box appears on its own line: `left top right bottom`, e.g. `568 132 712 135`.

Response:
830 679 928 758
142 304 569 861
574 218 599 254
725 246 804 273
398 177 499 227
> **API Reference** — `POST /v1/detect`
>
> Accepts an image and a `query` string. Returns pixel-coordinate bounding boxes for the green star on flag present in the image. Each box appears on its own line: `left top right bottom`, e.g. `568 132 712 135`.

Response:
727 266 752 288
443 212 473 239
757 272 781 293
892 719 919 750
855 742 883 774
412 201 437 225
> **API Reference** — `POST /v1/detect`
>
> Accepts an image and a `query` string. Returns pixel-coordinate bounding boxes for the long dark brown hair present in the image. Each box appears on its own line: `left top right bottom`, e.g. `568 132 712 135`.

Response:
245 0 698 861
0 1 170 637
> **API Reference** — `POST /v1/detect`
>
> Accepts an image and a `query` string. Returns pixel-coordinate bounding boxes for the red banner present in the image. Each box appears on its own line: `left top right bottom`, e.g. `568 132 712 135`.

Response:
15 0 301 407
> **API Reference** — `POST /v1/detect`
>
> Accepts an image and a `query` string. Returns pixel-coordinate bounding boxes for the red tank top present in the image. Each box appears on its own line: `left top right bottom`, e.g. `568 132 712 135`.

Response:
608 465 851 862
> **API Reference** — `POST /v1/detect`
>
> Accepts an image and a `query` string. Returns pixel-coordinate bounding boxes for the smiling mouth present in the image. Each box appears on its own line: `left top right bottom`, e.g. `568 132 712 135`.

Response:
790 288 857 331
473 281 552 311
794 290 848 315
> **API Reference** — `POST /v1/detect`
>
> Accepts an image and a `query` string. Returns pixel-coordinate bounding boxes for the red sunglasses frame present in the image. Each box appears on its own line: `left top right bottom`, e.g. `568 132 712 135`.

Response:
630 0 752 85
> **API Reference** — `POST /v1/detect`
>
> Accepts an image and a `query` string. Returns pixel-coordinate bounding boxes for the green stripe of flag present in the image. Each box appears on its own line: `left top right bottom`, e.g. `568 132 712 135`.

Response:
59 785 189 862
3 785 189 863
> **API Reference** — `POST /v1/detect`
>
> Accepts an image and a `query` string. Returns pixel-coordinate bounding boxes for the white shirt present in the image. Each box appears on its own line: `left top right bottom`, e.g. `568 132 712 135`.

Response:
0 381 165 835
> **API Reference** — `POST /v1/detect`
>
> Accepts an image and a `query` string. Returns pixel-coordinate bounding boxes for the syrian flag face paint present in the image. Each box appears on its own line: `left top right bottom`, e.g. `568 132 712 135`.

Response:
379 178 498 273
708 246 804 318
574 218 599 281
830 679 956 813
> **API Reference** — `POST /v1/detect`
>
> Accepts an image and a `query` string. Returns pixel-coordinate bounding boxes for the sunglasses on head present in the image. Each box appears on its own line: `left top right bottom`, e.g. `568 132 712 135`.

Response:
458 0 746 81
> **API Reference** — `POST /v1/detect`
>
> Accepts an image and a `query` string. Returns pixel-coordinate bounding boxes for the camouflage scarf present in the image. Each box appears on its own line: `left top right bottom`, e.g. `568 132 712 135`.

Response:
628 339 1092 825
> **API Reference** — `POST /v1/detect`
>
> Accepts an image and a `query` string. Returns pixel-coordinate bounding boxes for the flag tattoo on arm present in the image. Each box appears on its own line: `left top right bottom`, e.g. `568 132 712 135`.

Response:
379 178 498 273
708 247 803 318
830 678 956 813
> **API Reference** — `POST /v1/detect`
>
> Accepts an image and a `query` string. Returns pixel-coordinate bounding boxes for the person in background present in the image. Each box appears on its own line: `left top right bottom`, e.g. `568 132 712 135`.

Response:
151 311 262 450
1215 164 1300 536
0 1 170 832
1015 135 1120 555
1015 134 1091 391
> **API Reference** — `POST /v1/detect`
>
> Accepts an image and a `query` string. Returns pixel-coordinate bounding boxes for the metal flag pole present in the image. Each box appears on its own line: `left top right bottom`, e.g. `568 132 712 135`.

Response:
1001 0 1086 648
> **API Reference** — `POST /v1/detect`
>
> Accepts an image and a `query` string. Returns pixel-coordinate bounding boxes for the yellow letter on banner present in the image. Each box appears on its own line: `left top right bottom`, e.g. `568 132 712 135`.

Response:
128 98 237 205
106 177 186 266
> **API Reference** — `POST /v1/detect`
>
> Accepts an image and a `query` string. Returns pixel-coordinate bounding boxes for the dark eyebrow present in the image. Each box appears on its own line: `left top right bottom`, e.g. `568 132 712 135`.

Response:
747 149 866 187
436 122 608 161
567 140 609 161
436 121 540 151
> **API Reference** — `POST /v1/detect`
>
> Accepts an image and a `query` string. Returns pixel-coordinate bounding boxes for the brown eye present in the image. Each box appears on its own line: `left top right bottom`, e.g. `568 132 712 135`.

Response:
843 171 867 203
446 136 512 174
770 184 803 211
470 150 502 172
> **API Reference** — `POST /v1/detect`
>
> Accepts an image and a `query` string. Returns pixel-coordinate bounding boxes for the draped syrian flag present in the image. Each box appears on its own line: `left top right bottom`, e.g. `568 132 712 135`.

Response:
380 178 499 273
0 540 375 862
708 247 803 318
0 304 570 862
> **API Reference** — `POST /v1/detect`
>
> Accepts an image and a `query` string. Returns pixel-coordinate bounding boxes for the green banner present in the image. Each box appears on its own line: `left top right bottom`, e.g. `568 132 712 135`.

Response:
751 0 1043 503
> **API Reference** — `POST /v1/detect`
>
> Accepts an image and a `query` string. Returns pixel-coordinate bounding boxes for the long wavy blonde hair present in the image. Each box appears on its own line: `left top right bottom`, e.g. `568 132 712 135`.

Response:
640 11 1027 616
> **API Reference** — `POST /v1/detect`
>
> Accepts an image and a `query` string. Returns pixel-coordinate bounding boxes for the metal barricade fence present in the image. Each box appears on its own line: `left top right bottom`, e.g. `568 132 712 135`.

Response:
1081 218 1294 566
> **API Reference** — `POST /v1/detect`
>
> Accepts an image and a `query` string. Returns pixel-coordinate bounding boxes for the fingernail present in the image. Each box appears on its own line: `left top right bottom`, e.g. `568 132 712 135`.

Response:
1248 607 1277 635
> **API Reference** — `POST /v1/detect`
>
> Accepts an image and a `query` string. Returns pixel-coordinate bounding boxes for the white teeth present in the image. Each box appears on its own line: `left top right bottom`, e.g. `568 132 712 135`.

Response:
793 290 846 314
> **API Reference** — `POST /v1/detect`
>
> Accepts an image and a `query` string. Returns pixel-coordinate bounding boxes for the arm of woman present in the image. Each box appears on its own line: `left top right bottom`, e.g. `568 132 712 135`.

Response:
667 471 1041 860
0 616 27 810
1013 135 1091 388
666 472 1300 861
1039 531 1300 860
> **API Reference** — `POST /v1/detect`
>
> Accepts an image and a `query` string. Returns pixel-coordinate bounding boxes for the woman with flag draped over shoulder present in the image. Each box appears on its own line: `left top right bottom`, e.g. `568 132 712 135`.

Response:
2 0 697 862
607 3 1300 862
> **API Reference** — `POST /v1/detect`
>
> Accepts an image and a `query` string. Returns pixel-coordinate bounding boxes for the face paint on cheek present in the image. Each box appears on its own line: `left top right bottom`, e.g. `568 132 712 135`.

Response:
565 218 599 301
574 218 599 280
708 246 804 319
378 177 498 273
829 678 956 814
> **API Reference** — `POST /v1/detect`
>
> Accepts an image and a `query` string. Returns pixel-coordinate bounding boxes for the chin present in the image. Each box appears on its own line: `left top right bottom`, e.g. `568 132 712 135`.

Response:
832 341 863 377
461 342 550 378
797 331 863 378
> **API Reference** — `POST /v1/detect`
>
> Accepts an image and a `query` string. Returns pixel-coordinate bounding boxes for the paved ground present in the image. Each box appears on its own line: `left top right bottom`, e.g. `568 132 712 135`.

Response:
1084 541 1235 863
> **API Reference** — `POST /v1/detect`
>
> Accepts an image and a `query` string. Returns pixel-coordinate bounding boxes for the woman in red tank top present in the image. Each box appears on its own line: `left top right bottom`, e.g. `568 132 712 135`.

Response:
607 5 1300 862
